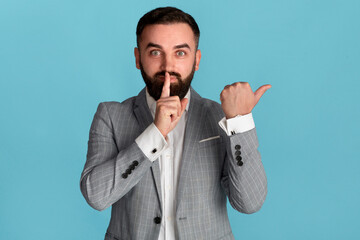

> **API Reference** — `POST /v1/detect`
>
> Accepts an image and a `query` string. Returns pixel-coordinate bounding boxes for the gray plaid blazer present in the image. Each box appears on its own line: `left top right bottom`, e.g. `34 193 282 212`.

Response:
80 87 267 240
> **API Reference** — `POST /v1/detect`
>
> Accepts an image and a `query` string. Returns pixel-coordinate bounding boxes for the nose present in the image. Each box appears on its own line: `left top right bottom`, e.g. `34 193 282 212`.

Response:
160 53 175 72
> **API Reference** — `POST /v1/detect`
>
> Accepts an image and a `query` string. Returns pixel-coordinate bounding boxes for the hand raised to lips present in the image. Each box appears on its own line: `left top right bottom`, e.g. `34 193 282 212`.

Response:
154 72 188 137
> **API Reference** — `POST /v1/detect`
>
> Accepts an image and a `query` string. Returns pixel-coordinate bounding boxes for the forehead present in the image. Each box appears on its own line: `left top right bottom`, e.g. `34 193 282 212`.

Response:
139 23 196 49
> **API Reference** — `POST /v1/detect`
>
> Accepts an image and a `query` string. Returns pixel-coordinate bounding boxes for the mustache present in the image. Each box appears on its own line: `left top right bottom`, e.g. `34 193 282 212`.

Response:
154 71 182 79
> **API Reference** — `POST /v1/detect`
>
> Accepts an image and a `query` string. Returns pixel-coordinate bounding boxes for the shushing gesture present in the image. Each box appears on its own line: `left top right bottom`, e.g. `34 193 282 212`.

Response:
220 82 271 119
154 72 188 137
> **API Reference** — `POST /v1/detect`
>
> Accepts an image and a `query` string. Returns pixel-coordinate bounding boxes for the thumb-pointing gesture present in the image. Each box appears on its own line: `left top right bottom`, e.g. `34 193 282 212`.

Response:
220 82 271 119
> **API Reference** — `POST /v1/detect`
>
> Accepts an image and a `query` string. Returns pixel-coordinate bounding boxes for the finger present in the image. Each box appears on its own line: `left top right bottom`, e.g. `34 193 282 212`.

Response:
254 84 272 104
165 106 179 121
171 98 188 123
158 97 181 116
160 72 171 98
177 97 181 117
171 96 182 117
180 98 188 114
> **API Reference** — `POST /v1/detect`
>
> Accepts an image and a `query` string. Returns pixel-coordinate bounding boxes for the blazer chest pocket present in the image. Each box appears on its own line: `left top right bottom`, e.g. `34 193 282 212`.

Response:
196 136 225 171
198 135 223 149
191 136 225 193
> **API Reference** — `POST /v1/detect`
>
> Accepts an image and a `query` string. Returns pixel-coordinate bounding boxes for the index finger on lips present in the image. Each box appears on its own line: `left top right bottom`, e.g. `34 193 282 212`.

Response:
160 72 171 98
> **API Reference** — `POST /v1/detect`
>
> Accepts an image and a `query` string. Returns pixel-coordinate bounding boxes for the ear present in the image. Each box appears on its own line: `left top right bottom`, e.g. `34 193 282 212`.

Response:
195 49 201 71
134 47 140 69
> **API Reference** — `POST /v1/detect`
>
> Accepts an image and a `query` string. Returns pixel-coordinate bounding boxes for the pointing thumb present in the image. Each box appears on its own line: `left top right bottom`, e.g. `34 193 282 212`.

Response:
254 84 272 104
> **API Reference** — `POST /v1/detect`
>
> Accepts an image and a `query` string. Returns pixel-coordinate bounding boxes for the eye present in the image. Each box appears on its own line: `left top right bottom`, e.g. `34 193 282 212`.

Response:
150 50 161 56
176 51 186 57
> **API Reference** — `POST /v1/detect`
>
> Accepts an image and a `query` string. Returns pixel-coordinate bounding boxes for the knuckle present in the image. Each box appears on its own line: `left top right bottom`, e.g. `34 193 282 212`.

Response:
158 105 166 111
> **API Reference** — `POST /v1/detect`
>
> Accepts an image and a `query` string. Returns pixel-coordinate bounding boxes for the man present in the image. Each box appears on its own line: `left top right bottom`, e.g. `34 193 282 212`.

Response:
80 7 270 240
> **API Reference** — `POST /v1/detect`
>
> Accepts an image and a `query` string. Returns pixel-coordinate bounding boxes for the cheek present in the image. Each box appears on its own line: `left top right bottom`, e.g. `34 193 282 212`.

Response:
174 56 190 68
142 58 161 74
181 59 196 73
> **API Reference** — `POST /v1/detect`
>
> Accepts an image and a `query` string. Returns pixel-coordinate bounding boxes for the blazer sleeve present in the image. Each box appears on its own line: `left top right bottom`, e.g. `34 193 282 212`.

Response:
80 102 152 211
221 128 267 214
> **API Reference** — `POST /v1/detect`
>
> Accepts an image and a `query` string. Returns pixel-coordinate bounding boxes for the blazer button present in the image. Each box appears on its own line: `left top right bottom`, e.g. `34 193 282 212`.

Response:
237 160 243 166
130 165 135 170
122 173 128 179
236 156 242 161
235 151 241 156
133 161 139 166
125 169 132 175
154 217 161 224
235 145 241 150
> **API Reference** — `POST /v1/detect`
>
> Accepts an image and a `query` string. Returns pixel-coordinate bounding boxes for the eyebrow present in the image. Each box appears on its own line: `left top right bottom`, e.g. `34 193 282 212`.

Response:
145 42 191 51
174 43 191 50
146 43 162 49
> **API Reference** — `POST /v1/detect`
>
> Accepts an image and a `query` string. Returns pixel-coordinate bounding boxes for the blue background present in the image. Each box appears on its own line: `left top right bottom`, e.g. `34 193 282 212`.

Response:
1 0 359 239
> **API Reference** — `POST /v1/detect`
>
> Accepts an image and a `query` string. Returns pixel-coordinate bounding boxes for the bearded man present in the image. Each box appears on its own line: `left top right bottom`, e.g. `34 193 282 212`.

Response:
80 6 270 240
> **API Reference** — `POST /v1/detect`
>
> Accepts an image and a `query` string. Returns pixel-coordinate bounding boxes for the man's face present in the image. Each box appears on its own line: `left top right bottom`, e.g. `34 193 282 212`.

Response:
135 23 201 100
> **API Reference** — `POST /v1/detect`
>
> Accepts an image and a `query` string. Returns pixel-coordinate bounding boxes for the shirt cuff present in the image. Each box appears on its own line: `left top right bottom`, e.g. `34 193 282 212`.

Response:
135 123 168 162
218 113 255 136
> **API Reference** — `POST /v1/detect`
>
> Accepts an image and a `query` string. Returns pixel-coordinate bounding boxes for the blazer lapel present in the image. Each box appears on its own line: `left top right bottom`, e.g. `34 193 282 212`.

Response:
133 88 162 208
176 88 207 211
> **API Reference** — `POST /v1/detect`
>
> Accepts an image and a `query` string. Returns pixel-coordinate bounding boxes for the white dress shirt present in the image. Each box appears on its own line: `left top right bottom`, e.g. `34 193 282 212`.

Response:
135 89 255 240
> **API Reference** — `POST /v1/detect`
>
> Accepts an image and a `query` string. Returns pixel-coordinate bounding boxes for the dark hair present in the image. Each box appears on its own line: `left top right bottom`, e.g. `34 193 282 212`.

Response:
136 7 200 49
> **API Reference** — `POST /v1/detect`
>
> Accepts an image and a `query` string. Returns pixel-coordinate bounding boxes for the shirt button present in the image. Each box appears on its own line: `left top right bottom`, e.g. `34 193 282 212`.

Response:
152 148 157 153
154 217 161 224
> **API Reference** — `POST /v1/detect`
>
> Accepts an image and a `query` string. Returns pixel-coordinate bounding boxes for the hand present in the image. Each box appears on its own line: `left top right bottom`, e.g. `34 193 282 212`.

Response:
220 82 271 118
154 72 188 137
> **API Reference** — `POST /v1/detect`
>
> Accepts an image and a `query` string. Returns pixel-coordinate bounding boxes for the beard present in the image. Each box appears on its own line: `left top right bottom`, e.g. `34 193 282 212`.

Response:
139 61 196 101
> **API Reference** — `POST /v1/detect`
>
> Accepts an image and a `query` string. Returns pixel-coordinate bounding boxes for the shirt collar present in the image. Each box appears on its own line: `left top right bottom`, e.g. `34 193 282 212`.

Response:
145 88 191 117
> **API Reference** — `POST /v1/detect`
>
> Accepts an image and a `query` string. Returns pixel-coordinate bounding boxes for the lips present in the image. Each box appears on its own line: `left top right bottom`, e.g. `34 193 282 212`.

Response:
156 75 179 83
169 76 178 83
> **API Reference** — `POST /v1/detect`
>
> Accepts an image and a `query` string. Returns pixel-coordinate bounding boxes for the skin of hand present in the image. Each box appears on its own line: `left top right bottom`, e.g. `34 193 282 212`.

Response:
154 72 188 137
220 82 272 119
